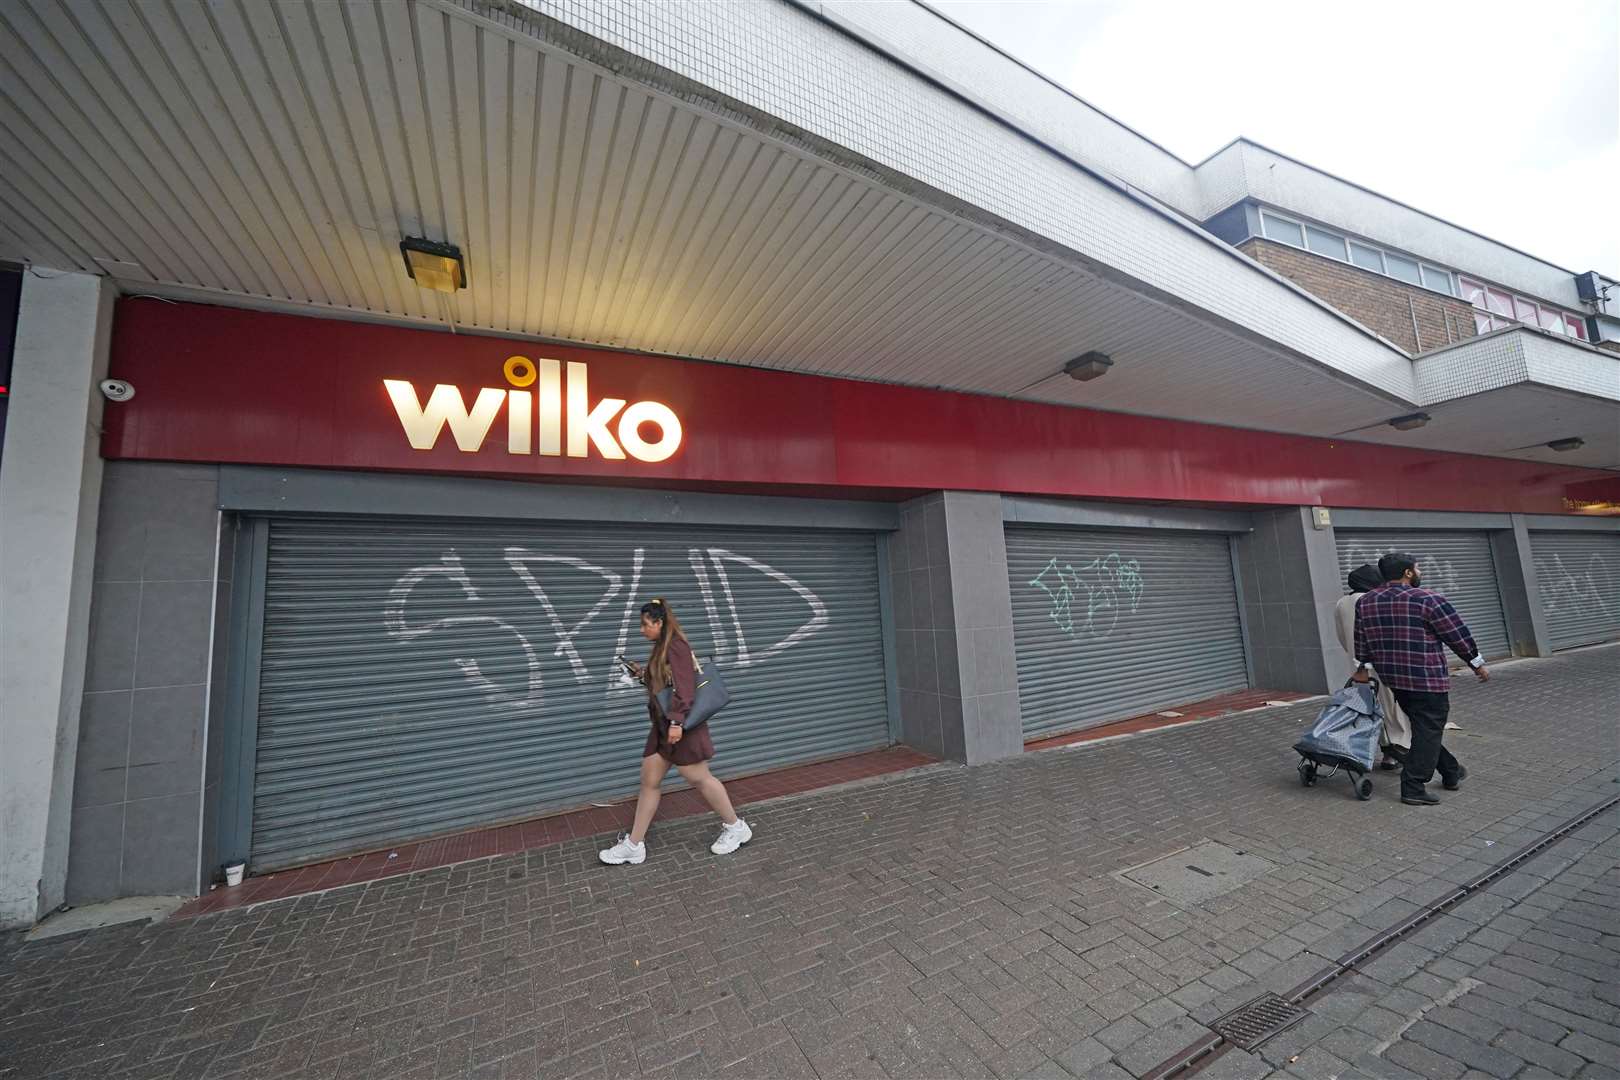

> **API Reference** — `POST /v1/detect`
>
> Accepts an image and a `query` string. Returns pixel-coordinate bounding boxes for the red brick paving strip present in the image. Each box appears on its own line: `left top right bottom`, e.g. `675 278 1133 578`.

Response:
175 687 1305 919
174 745 934 919
1024 688 1310 752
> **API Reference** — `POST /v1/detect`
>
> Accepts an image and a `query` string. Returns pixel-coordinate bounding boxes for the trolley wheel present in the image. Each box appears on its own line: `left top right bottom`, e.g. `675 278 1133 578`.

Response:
1356 778 1374 801
1299 760 1318 787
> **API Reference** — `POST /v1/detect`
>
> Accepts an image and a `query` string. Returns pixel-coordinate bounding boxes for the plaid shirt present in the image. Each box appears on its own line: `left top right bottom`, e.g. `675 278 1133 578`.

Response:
1353 583 1481 693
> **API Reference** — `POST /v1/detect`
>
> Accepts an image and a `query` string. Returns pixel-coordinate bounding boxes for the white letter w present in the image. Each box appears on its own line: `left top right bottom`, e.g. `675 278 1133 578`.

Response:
385 380 506 452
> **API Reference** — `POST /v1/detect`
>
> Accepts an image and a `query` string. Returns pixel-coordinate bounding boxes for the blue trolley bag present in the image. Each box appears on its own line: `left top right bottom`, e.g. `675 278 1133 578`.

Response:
1294 680 1382 775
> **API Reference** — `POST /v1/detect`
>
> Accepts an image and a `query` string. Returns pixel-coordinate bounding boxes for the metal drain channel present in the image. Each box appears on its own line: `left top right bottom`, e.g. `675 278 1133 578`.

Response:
1138 792 1620 1080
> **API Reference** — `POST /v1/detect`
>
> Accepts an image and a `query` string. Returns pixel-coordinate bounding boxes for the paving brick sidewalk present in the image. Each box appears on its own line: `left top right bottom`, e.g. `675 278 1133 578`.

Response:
2 645 1616 1080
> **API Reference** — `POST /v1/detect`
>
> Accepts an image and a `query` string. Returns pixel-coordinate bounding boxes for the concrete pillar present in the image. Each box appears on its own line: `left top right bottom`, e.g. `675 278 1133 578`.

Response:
1234 507 1343 694
0 270 114 928
888 492 1022 764
1492 515 1552 657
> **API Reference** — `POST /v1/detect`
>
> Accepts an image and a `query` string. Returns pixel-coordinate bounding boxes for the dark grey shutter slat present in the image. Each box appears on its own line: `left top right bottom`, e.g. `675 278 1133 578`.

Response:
1334 530 1509 659
1006 526 1249 740
251 517 889 870
1530 532 1620 649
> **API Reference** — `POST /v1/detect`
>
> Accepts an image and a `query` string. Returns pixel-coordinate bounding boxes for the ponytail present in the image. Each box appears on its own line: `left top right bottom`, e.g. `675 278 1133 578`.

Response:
641 598 688 692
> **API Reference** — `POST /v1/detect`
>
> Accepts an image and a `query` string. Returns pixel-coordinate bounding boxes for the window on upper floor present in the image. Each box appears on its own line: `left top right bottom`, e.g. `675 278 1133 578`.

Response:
1261 212 1304 248
1260 210 1459 297
1348 242 1383 272
1459 276 1589 340
1306 225 1347 260
1385 252 1422 286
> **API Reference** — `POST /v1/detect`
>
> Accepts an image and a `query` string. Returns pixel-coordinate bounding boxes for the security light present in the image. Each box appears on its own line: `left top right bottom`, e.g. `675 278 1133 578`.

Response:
1547 437 1585 452
1387 412 1431 431
1064 351 1113 382
399 237 466 293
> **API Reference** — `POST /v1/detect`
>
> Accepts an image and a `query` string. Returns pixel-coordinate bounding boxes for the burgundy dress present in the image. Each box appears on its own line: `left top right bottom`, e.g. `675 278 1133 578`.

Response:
642 636 716 765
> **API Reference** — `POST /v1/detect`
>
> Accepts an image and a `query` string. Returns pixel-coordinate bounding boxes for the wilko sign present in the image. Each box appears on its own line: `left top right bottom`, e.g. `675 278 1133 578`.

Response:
102 299 1615 514
384 356 683 463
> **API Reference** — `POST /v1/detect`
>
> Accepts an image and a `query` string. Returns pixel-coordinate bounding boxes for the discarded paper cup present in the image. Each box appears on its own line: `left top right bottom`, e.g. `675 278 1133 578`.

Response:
225 863 245 887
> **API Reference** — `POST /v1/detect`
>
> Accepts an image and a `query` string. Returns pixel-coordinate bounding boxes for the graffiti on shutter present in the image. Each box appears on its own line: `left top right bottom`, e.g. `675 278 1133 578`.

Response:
1538 551 1616 623
1027 552 1147 640
1336 540 1471 599
383 545 830 708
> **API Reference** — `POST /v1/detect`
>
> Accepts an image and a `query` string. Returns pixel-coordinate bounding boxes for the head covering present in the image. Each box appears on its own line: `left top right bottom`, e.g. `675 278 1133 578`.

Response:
1346 563 1383 593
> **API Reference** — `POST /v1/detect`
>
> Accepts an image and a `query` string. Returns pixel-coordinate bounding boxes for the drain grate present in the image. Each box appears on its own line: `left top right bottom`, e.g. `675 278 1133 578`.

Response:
1209 992 1309 1051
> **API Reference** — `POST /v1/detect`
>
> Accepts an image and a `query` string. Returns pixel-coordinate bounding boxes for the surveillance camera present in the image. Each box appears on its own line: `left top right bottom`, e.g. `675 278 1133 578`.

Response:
99 379 135 402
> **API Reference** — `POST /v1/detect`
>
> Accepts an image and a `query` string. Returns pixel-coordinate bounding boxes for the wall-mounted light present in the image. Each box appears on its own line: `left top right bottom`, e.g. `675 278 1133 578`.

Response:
1387 412 1431 431
1547 437 1585 452
399 237 466 293
1064 350 1113 382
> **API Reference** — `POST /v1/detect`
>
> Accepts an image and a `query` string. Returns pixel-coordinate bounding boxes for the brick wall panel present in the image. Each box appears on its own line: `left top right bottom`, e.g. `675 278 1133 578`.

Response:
1240 238 1481 354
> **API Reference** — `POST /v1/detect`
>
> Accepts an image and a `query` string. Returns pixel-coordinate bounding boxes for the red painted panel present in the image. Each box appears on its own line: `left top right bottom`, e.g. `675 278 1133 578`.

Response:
102 298 1611 515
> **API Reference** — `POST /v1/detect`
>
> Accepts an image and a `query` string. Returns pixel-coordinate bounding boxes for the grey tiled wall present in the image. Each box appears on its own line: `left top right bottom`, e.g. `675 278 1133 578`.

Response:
889 492 1022 764
67 463 223 903
1491 519 1551 657
1234 507 1340 694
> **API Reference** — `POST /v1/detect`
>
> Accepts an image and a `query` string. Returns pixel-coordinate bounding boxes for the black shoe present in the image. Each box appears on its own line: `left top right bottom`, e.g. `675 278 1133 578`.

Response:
1442 766 1468 792
1378 758 1400 771
1401 790 1441 806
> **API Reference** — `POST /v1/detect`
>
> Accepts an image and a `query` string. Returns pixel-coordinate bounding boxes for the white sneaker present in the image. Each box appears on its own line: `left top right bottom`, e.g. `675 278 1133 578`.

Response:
599 834 646 865
710 818 752 855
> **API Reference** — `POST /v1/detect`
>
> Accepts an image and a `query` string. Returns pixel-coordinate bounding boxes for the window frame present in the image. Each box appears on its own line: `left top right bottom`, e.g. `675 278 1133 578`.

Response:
1458 276 1588 340
1260 211 1305 249
1256 208 1458 298
1385 252 1423 286
1348 241 1384 273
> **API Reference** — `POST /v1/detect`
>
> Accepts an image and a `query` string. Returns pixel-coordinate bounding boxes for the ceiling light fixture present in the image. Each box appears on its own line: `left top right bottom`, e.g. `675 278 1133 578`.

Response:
1064 350 1113 382
1387 412 1431 431
1547 437 1585 452
399 237 467 293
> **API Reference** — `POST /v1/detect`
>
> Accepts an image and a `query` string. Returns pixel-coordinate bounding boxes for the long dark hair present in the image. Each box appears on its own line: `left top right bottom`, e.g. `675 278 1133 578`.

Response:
641 598 689 692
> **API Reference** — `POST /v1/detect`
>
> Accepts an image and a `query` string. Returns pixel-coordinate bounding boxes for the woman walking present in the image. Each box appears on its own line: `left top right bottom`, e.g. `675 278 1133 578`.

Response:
1335 563 1412 769
599 599 752 865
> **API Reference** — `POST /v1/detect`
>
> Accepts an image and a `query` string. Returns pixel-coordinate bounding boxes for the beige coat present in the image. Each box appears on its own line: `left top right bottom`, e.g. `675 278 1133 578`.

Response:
1334 592 1413 751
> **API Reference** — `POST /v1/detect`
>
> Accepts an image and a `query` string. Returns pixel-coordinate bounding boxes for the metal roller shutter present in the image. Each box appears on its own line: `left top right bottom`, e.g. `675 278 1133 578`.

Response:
1006 526 1249 740
1334 530 1510 659
1530 532 1620 649
250 516 890 870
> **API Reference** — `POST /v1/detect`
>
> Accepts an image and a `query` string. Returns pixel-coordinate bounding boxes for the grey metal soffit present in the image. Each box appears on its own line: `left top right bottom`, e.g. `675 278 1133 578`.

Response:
248 516 889 869
1527 531 1620 650
1005 526 1249 740
1334 529 1512 660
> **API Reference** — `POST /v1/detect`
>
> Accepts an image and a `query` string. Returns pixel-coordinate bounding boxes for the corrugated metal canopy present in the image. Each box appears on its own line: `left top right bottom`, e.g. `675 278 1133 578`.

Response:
0 0 1401 435
0 0 1613 467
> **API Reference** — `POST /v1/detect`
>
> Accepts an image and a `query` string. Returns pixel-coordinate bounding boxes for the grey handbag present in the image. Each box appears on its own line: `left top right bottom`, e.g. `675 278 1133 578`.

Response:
654 656 730 730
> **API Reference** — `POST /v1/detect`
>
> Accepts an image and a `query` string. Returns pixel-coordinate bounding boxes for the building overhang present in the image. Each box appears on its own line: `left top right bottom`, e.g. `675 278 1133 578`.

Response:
0 0 1421 440
1343 329 1620 471
1 0 1615 475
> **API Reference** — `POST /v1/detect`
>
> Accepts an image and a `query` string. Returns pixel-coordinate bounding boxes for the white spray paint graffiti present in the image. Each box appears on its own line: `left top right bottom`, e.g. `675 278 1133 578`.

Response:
387 545 830 706
1339 547 1466 600
1029 553 1145 640
702 549 830 668
1538 553 1616 619
606 549 647 694
383 550 545 709
504 550 623 683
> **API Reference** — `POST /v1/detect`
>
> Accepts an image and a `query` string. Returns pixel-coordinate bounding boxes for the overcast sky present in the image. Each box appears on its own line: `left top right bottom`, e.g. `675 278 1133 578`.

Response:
933 0 1618 274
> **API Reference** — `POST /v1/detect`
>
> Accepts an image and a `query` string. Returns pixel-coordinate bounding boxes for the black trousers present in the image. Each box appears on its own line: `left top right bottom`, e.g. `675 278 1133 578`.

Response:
1392 689 1461 796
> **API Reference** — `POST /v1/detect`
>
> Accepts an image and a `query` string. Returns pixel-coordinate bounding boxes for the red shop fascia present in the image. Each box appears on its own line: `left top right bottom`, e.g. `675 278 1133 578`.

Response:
101 298 1617 515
